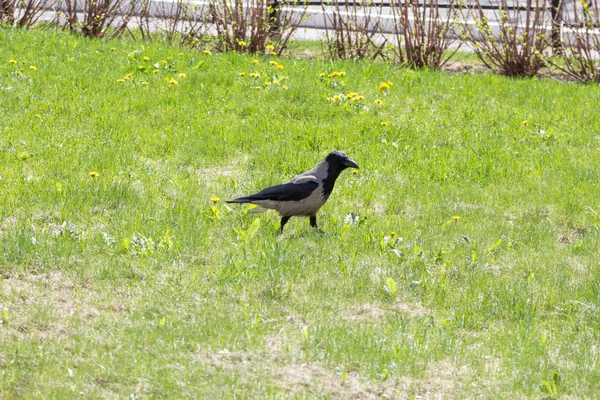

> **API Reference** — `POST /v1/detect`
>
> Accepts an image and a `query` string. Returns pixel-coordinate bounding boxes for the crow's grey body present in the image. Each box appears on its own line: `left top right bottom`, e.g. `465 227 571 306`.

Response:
227 151 359 232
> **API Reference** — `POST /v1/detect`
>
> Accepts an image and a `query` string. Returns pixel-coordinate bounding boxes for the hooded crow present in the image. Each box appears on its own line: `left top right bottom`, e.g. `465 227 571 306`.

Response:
227 151 359 233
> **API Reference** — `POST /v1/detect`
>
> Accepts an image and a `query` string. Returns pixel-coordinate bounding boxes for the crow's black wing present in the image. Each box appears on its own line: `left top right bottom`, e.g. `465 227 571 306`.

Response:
228 180 319 203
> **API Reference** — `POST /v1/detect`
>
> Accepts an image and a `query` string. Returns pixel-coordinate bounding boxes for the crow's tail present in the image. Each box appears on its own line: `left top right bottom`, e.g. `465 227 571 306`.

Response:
226 197 255 204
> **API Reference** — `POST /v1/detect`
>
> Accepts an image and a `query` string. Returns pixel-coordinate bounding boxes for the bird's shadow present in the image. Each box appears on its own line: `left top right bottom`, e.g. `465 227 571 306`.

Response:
277 227 329 240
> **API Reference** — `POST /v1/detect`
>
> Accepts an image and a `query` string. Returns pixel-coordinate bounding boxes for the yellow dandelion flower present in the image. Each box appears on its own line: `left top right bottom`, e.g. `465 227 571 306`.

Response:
141 81 149 85
21 60 27 65
138 65 146 71
351 95 364 102
239 72 246 77
275 64 283 70
249 72 260 78
210 196 220 203
269 61 278 66
391 231 397 236
143 56 150 61
339 71 346 77
169 78 178 85
110 47 116 51
375 99 383 105
282 85 288 90
333 95 341 101
254 85 262 89
117 78 125 83
18 151 30 160
270 51 277 56
266 44 275 51
452 215 461 221
378 82 391 93
352 169 358 175
264 81 271 87
17 71 22 76
161 60 168 65
203 49 212 55
88 171 100 178
273 80 280 85
387 81 393 86
178 72 187 78
35 114 41 119
346 92 358 98
328 72 339 78
251 59 259 64
29 65 37 70
238 41 247 47
9 59 17 64
381 121 389 126
319 73 326 78
152 69 160 74
125 73 133 78
522 120 528 126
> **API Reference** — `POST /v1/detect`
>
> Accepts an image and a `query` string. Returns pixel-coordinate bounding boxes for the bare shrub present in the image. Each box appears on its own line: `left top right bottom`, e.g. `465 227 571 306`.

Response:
321 0 389 60
58 0 133 38
211 0 309 54
547 0 600 82
135 0 212 48
0 0 55 28
390 0 459 68
456 0 551 77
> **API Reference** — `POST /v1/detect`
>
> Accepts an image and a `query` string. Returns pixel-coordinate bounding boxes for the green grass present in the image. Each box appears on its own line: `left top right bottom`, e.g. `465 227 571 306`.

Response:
1 27 600 398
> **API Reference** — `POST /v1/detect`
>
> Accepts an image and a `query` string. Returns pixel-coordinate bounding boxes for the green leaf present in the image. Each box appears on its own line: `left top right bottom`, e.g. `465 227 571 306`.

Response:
385 277 397 296
340 224 350 239
552 371 561 388
339 260 348 277
246 218 260 239
486 239 503 254
209 205 220 221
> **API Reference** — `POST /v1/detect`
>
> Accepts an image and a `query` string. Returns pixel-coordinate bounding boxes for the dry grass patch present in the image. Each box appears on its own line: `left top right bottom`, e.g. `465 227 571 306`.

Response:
276 363 379 399
193 154 249 187
443 61 488 75
198 347 383 399
392 358 484 400
0 271 114 342
344 301 430 323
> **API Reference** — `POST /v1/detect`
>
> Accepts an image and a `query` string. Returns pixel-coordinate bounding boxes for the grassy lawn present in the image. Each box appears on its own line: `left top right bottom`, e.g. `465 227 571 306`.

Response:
1 27 600 398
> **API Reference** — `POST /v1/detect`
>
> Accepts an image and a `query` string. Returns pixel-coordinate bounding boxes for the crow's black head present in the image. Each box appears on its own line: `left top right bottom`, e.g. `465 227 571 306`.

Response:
321 151 359 198
325 151 359 170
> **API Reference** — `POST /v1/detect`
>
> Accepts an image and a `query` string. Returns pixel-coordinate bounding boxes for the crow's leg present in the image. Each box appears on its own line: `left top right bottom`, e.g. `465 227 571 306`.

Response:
280 216 291 233
309 215 317 228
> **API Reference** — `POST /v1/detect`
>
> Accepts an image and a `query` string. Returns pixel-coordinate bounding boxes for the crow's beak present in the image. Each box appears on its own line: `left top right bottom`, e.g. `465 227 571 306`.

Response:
344 158 359 169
